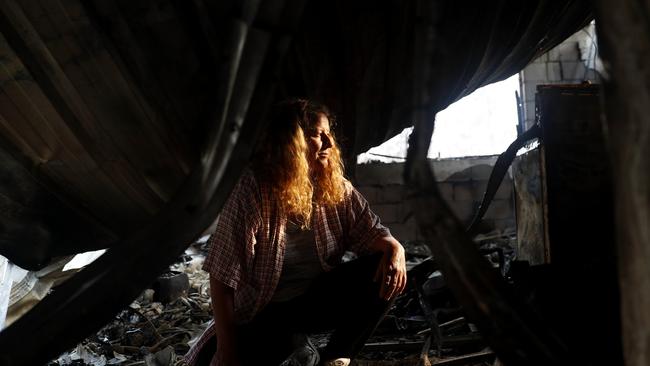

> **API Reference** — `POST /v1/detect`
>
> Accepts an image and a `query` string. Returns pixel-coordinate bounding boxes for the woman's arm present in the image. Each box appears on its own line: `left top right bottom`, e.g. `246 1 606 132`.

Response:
342 185 407 299
368 235 407 301
210 276 240 366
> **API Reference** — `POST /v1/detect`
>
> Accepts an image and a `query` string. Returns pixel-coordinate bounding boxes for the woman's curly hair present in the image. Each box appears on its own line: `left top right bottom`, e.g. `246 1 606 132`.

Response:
253 98 346 228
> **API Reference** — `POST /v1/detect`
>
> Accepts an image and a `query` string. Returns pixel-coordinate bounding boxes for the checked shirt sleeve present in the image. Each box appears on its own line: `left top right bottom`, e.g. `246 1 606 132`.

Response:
202 171 261 290
345 184 391 255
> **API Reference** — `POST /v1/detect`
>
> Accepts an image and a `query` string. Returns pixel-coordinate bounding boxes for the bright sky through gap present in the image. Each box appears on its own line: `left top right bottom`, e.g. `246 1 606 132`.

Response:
357 74 520 164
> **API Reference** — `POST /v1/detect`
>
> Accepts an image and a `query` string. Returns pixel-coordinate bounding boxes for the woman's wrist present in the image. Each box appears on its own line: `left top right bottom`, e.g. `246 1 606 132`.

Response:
381 236 402 253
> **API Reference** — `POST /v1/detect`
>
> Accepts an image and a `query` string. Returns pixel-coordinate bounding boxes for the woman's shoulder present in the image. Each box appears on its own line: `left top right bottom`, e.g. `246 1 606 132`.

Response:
340 179 376 208
342 178 354 195
239 167 257 185
228 167 264 202
339 178 365 206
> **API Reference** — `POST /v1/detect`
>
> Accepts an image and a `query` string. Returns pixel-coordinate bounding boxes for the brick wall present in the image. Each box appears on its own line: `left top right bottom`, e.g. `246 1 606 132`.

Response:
355 156 515 243
520 21 601 131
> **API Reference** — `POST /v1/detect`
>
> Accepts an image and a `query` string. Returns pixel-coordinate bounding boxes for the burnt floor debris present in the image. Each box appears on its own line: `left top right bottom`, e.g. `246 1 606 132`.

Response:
0 1 647 365
47 234 515 366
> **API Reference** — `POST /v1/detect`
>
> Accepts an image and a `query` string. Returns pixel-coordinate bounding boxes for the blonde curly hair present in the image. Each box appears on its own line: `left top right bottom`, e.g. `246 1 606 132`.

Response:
253 99 346 228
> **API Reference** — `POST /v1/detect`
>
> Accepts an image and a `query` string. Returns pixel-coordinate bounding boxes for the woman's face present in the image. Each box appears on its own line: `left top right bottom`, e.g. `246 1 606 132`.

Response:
306 114 333 169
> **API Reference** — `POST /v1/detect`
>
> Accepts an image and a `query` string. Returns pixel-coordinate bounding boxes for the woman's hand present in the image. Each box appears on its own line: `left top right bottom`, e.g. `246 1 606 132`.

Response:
372 237 407 300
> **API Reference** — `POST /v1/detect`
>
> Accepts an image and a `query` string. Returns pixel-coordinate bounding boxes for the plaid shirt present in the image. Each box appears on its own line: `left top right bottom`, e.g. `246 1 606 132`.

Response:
185 170 390 365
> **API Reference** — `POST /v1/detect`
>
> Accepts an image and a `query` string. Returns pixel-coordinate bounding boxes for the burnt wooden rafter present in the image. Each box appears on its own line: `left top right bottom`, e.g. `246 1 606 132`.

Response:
0 0 159 229
31 0 190 192
0 0 303 365
84 0 207 165
0 20 130 255
24 0 188 203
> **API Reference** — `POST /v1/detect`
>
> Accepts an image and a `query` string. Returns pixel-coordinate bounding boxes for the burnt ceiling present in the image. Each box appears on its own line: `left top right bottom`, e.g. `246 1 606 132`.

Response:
0 1 608 365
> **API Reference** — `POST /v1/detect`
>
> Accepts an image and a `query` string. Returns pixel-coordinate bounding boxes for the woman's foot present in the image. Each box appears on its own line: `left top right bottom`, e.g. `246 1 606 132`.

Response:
279 334 320 366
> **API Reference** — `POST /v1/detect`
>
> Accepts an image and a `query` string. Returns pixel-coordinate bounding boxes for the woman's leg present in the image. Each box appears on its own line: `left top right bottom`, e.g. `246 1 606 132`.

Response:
194 306 311 366
297 253 394 361
235 254 392 364
236 306 297 365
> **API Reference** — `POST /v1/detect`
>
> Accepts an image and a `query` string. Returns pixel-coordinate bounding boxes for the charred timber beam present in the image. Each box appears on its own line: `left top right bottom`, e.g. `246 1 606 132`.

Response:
363 333 484 353
595 2 650 366
428 350 495 366
0 0 164 218
353 350 495 366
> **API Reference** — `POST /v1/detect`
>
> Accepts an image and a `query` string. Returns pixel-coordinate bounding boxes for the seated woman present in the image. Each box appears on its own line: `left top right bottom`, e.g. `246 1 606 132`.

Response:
185 99 407 366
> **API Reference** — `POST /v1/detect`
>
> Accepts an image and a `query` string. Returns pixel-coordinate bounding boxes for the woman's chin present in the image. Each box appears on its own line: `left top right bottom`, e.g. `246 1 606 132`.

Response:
310 158 329 172
317 157 329 168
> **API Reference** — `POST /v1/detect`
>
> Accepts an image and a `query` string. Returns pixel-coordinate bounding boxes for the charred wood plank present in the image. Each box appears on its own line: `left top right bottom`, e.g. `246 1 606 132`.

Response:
418 317 466 336
363 333 483 353
428 350 495 366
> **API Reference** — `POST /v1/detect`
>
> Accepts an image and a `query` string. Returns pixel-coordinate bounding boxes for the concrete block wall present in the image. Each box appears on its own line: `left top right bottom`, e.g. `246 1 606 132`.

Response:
355 156 515 243
520 21 601 131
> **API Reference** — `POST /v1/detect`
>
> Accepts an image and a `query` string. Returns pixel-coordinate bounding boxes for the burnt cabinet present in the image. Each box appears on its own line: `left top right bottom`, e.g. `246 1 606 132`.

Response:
512 84 621 365
515 84 614 267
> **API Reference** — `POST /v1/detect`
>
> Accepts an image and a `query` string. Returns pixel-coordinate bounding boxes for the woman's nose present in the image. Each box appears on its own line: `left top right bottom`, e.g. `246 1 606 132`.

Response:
321 133 332 149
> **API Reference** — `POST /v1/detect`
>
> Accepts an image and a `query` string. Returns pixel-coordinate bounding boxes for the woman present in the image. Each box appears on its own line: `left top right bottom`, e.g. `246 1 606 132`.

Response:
185 99 407 366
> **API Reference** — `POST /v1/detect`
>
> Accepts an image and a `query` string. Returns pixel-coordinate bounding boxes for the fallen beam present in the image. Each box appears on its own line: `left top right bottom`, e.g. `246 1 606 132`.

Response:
363 333 484 353
351 350 495 366
429 350 495 366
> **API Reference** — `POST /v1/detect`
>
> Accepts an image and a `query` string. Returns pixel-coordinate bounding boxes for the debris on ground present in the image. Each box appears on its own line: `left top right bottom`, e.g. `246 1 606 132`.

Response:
48 245 211 366
49 233 516 366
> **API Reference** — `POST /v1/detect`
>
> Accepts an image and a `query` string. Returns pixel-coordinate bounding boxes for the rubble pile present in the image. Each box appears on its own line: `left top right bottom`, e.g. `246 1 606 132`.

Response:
49 246 212 366
347 236 510 366
49 234 515 366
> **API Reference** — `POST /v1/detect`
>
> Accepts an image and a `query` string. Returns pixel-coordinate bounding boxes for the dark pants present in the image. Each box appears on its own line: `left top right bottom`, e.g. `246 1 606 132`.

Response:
197 253 392 365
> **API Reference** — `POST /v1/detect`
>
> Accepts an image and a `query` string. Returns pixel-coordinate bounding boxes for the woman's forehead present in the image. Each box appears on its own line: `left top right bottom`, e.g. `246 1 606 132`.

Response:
313 114 330 130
